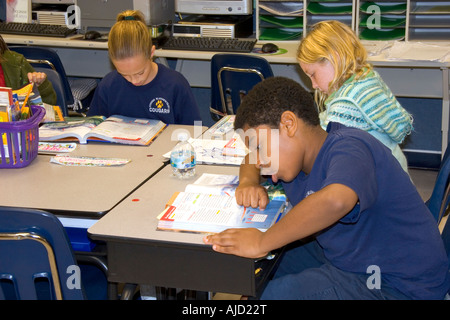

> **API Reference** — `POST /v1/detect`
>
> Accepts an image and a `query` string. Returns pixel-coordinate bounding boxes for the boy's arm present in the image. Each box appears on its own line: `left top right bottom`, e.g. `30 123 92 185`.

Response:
235 156 269 209
204 183 358 258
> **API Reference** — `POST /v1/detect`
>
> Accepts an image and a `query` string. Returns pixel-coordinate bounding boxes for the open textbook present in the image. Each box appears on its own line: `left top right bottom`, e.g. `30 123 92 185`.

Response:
157 173 287 234
164 133 248 166
39 115 166 145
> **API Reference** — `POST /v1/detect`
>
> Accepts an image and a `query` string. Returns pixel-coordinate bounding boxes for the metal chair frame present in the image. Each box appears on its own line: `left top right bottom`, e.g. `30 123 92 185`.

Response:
210 53 274 121
0 231 63 300
217 66 265 115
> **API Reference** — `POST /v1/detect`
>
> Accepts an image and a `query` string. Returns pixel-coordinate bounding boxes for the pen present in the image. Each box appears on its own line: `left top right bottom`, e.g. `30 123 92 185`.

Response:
22 84 33 108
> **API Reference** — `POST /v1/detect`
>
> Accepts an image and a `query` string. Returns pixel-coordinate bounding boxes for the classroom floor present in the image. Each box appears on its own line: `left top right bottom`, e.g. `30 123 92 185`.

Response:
410 168 438 203
213 168 448 300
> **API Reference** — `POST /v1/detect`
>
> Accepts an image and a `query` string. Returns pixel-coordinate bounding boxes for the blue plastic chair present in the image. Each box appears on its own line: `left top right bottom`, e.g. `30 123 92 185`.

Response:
210 53 274 121
0 207 107 300
9 46 74 115
424 147 450 298
34 67 68 115
426 146 450 224
441 214 450 299
442 218 450 259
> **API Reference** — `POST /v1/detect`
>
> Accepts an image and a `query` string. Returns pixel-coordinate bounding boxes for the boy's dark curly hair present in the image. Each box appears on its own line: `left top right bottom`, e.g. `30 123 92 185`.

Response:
234 76 319 130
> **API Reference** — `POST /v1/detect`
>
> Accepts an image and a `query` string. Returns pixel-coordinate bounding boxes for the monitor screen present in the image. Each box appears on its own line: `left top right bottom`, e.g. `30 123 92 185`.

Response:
175 0 252 16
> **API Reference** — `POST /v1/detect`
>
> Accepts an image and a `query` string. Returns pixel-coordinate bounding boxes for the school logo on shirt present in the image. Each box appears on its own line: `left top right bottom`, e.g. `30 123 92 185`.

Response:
149 97 170 114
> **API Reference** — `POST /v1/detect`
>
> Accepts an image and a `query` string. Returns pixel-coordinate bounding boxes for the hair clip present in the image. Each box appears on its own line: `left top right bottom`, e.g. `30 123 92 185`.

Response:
124 16 135 20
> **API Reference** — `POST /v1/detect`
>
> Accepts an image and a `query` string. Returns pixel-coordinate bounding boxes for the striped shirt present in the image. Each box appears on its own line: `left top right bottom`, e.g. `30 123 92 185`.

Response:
321 70 413 172
323 70 413 146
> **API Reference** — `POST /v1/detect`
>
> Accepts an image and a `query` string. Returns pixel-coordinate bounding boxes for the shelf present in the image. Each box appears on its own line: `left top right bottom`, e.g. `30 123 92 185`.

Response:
307 1 353 14
408 1 450 40
256 1 305 41
359 27 406 40
255 0 450 41
360 2 407 14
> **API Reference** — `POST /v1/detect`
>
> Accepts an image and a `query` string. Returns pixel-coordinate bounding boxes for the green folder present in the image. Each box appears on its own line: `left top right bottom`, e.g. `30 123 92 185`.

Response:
260 15 303 28
360 2 407 14
359 15 406 28
307 2 353 14
260 28 302 41
359 27 405 41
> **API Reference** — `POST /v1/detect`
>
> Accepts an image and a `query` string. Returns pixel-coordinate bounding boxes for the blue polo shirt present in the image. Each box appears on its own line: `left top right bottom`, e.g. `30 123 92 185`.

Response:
281 122 450 300
88 63 201 125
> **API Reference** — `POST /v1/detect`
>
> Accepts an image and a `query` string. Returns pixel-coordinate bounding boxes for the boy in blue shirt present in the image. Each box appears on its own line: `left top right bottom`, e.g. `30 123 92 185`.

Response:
204 76 450 300
88 10 201 125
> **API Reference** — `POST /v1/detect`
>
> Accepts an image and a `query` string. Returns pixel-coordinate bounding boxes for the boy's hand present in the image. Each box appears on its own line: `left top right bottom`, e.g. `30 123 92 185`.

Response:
235 182 269 210
203 228 268 259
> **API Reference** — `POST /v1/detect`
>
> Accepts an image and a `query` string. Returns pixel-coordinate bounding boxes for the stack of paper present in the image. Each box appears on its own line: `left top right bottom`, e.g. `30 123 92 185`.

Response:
385 41 450 62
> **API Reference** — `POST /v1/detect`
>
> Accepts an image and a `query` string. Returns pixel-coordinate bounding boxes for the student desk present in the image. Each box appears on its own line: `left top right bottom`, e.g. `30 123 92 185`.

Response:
88 164 282 297
0 124 203 218
0 124 205 299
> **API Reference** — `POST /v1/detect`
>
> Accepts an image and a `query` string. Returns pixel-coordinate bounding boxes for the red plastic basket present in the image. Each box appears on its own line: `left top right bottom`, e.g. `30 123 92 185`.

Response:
0 105 45 168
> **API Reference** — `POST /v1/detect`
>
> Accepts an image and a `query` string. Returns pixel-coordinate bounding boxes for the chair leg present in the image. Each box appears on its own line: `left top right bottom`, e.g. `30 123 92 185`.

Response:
120 283 138 300
76 254 118 300
438 183 450 223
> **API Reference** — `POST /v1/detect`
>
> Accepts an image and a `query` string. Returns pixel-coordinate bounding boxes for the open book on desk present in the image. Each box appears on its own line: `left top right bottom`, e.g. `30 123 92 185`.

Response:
156 173 287 234
39 115 166 145
163 133 248 166
203 115 235 140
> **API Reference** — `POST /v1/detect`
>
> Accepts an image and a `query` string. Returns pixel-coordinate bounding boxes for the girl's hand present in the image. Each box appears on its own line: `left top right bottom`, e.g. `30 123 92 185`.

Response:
27 72 47 86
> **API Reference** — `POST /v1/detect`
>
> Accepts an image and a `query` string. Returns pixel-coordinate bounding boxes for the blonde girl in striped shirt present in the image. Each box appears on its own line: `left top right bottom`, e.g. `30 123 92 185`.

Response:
297 20 412 173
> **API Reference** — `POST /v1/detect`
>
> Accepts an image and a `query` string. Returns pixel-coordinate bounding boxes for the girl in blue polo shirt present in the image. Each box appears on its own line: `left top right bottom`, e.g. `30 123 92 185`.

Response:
88 10 201 125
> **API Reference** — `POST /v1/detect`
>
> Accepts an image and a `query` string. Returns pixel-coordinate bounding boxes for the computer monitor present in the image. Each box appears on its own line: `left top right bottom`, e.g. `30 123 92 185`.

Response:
175 0 252 16
77 0 174 30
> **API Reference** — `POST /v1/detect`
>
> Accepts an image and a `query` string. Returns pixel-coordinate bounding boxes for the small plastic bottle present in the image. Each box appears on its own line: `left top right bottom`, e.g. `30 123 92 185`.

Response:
170 132 196 179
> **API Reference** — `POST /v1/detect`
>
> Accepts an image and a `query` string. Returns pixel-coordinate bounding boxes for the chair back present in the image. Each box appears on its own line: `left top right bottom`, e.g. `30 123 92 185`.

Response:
441 217 450 298
425 146 450 298
0 207 85 300
442 218 450 258
210 53 274 120
34 67 67 114
9 46 74 114
426 146 450 223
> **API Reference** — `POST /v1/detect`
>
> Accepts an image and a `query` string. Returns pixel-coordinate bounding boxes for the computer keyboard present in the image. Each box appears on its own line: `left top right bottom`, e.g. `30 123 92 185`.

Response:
0 22 77 38
160 37 257 53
